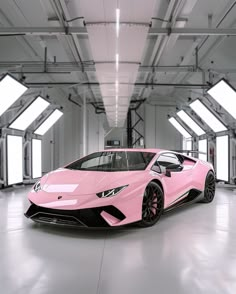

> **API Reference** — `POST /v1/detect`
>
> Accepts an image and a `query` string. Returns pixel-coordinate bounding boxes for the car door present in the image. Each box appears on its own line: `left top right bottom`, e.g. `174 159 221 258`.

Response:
156 152 193 207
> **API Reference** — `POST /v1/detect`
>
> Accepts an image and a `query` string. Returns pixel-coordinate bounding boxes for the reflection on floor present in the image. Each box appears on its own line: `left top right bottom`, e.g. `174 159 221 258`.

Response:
0 186 236 294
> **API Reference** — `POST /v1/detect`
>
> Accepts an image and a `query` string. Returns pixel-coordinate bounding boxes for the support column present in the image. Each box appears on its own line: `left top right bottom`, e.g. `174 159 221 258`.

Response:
50 128 54 171
127 109 132 148
83 88 87 156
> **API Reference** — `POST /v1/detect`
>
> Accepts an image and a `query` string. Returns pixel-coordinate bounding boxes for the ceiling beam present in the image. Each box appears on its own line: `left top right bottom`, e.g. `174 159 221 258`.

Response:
135 83 209 88
0 26 88 35
85 21 150 27
2 27 236 36
0 61 197 73
2 61 233 76
25 81 209 88
148 27 236 36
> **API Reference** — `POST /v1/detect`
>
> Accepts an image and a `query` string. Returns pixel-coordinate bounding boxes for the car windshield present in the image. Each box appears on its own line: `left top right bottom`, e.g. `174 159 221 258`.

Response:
65 151 156 171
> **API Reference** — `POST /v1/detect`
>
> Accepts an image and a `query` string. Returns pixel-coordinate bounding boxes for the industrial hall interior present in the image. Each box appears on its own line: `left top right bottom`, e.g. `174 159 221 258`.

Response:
0 0 236 294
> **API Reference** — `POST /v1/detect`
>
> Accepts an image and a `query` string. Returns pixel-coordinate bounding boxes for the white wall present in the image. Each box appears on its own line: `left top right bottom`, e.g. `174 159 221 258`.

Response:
42 105 105 173
87 107 105 154
42 107 82 173
145 104 181 150
42 102 181 174
105 127 127 147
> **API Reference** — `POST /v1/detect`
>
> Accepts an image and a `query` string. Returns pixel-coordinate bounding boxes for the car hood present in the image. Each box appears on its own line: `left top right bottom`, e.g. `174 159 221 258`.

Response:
41 168 143 195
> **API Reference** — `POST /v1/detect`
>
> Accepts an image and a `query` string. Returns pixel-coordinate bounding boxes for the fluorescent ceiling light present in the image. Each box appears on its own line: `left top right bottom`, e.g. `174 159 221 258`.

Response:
116 53 119 71
190 99 227 132
9 96 49 131
116 8 120 37
32 139 42 179
0 74 28 117
115 80 118 93
169 117 192 138
7 135 23 185
177 110 205 136
207 79 236 119
216 135 229 181
34 109 63 135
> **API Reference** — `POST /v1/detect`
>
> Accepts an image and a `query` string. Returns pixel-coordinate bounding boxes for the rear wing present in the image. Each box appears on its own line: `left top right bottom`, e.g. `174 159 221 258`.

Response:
171 150 206 156
170 150 207 164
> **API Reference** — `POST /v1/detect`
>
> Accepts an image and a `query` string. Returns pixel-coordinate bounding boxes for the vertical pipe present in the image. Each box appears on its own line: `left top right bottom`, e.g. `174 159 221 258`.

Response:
50 128 54 171
195 46 199 70
121 130 124 147
44 47 47 73
29 137 33 179
23 141 31 178
3 136 7 185
83 88 87 156
0 139 5 184
127 109 132 148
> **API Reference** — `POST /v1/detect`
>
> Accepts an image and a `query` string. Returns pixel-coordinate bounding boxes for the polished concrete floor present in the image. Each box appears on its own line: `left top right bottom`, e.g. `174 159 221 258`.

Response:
0 186 236 294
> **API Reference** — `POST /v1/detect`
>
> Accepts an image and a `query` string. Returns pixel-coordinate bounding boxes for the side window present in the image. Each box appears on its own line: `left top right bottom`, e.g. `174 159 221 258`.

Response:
114 152 128 170
157 153 180 168
81 157 100 168
151 161 162 173
126 152 155 170
127 152 146 170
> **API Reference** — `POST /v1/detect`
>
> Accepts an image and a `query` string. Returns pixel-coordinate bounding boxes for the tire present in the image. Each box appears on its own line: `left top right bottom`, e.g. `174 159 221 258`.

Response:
139 181 164 227
202 171 216 203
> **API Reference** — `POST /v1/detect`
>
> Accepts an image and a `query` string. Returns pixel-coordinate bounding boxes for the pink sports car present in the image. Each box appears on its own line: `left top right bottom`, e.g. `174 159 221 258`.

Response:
25 149 215 227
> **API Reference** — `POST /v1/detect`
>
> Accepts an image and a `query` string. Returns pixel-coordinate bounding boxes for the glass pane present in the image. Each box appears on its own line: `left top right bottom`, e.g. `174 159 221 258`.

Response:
216 136 229 181
158 153 180 167
66 151 155 171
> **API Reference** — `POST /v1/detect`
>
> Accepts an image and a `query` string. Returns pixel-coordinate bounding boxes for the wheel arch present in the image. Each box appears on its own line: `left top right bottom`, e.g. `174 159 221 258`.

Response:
205 169 216 182
149 179 164 196
208 169 215 174
139 179 164 227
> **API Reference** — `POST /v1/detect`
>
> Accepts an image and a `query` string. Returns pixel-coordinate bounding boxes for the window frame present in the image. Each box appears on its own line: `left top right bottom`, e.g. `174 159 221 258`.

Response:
151 152 182 174
65 151 156 172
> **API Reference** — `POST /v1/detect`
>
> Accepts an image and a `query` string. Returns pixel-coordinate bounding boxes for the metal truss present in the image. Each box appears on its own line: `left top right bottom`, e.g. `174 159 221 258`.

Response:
0 56 233 76
1 27 236 36
127 100 145 148
23 81 209 89
0 61 199 74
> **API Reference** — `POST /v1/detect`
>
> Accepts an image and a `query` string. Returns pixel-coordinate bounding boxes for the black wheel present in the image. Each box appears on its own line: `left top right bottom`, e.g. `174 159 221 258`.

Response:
139 182 164 227
202 171 216 203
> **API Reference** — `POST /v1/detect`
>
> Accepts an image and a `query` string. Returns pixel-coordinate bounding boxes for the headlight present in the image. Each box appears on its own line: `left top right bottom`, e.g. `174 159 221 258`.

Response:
96 185 128 198
34 181 41 192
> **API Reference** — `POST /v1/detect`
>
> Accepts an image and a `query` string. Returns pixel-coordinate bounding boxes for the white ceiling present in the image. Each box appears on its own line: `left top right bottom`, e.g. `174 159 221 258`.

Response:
0 0 236 126
75 0 156 127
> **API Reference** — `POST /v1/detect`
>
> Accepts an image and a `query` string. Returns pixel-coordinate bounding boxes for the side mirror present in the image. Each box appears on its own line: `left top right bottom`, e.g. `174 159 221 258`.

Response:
165 169 171 177
165 163 183 177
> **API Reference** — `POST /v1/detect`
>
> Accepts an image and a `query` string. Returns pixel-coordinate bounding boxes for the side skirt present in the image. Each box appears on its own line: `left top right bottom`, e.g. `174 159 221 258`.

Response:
163 189 203 214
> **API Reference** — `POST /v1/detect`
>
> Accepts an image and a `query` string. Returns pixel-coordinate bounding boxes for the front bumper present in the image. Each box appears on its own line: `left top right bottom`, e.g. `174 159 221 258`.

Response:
25 203 127 227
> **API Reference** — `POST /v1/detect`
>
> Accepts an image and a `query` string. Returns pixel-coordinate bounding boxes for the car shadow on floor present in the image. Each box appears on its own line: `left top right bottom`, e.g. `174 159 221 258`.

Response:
163 200 204 218
27 201 204 239
28 221 142 239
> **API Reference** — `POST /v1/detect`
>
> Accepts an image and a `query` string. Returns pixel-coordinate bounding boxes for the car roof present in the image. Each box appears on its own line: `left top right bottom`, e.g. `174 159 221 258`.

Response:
102 148 164 154
102 149 198 162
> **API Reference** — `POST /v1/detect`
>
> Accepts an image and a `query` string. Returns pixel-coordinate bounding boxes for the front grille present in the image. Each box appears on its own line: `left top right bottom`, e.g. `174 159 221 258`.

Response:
25 203 126 227
35 213 84 226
